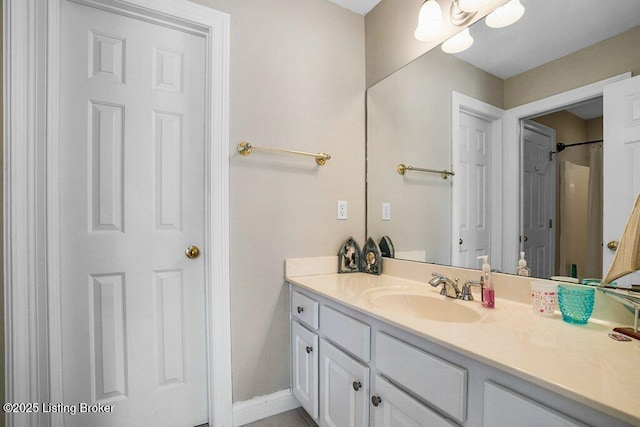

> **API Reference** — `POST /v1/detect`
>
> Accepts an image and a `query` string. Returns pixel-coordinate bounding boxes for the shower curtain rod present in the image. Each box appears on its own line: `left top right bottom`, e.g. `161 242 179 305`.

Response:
556 139 603 152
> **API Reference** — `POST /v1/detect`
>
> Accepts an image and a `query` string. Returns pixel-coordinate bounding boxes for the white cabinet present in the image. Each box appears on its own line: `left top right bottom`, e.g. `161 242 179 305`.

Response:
289 283 619 426
319 339 370 427
483 382 585 427
371 375 457 427
291 321 319 419
376 332 467 423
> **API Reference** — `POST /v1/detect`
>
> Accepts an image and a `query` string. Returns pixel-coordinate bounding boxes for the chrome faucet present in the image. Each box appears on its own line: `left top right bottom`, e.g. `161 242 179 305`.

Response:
429 272 460 299
460 278 484 302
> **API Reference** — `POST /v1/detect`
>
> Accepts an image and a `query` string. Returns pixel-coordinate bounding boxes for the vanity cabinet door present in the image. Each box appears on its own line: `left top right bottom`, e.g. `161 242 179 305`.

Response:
371 376 457 427
292 321 319 419
483 382 585 427
319 339 369 427
376 332 467 423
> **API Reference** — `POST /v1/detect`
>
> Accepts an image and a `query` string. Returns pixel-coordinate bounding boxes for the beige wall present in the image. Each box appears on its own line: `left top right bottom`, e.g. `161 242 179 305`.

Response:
367 49 503 263
505 26 640 109
192 0 365 402
586 117 603 141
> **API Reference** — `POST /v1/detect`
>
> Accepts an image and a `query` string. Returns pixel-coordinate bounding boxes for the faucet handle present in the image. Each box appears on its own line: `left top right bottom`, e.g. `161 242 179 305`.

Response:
460 279 484 301
459 285 474 301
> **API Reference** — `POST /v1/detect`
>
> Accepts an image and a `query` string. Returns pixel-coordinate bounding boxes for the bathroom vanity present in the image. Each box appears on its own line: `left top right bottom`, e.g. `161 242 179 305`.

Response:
287 257 640 427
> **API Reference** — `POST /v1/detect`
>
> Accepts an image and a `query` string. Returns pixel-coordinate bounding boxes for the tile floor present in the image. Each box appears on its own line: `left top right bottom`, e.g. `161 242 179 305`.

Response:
242 408 317 427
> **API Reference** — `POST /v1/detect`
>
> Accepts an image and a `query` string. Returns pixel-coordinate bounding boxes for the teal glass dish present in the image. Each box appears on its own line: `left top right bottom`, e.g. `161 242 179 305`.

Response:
558 285 595 325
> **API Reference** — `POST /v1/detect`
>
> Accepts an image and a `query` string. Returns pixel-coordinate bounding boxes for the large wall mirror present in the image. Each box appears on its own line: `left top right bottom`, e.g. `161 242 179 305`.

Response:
367 0 640 280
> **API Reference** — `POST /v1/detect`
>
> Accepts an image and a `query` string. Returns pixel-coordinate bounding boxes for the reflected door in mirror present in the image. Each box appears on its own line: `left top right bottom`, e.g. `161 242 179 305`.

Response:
522 121 555 278
455 111 492 268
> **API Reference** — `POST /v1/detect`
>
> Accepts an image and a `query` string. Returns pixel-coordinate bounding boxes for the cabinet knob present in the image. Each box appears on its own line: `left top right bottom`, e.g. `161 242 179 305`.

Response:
297 306 304 314
371 395 382 407
305 346 313 354
352 381 362 391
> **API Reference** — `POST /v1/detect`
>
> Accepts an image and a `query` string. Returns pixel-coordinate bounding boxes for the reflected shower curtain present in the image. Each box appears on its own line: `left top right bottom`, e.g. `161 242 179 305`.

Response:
584 144 603 278
559 161 589 277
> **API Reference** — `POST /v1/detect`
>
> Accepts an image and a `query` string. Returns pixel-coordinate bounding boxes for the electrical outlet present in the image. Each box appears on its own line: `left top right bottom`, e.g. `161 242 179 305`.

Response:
382 202 391 221
337 200 347 220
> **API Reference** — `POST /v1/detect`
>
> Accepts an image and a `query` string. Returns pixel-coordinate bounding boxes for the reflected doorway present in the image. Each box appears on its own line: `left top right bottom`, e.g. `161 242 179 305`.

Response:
521 97 604 279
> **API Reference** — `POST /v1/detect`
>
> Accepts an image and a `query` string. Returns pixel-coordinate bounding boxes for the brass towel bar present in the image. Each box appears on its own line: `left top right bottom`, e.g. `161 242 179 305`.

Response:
397 163 455 180
237 142 331 166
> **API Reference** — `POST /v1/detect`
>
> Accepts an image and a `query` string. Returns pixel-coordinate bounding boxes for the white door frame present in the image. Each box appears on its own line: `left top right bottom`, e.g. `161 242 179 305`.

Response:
501 72 631 274
4 1 232 426
451 91 505 270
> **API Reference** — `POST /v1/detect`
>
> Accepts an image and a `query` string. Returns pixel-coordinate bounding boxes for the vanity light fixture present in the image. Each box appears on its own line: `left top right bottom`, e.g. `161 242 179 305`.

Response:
457 0 493 12
414 0 478 43
414 0 445 42
485 0 525 28
442 28 474 53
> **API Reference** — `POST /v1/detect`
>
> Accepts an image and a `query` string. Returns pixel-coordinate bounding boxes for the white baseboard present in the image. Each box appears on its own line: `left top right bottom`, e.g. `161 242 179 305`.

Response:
232 388 301 426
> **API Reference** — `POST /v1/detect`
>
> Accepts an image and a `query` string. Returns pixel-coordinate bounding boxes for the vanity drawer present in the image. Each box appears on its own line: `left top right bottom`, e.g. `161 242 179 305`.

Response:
320 305 370 362
376 332 467 423
291 290 319 330
483 382 585 427
371 375 457 427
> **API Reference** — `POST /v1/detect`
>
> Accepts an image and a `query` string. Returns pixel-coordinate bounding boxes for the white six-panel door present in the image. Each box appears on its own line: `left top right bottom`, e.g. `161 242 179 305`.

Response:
521 120 555 279
455 111 492 268
603 75 640 286
59 1 208 425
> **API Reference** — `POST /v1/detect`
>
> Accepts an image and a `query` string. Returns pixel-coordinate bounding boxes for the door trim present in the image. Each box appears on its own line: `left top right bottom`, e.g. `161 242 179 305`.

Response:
501 72 631 273
4 1 232 426
451 91 505 270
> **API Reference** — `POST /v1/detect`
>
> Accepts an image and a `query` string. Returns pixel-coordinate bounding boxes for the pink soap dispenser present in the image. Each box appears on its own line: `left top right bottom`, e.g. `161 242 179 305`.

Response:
477 255 495 308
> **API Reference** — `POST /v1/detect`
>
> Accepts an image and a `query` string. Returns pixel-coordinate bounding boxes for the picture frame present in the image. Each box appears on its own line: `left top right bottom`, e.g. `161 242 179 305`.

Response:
362 237 382 275
379 235 395 258
338 237 361 273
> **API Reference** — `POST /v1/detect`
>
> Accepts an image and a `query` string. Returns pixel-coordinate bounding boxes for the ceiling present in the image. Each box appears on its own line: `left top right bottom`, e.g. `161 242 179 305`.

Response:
565 99 604 121
453 0 640 79
325 0 640 82
325 0 382 15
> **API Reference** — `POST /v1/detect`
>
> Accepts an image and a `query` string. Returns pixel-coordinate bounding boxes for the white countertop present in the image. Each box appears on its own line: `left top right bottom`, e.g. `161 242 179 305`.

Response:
287 272 640 425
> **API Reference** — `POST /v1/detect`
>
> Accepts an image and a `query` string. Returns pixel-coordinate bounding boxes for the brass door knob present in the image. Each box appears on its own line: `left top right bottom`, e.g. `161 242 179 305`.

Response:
607 240 619 251
185 245 201 259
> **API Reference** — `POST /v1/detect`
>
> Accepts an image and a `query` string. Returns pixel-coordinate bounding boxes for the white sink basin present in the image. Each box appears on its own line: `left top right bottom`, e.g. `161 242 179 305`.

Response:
366 290 482 323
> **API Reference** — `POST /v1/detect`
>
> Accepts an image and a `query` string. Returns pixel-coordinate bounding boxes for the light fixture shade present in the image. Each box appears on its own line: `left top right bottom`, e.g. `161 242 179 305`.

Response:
441 28 474 53
485 0 525 28
457 0 491 12
414 0 445 42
